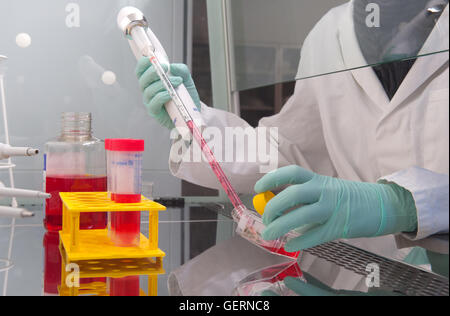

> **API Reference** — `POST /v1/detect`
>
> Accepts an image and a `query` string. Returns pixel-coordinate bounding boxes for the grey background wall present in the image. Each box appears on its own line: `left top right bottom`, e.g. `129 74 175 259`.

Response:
229 0 349 90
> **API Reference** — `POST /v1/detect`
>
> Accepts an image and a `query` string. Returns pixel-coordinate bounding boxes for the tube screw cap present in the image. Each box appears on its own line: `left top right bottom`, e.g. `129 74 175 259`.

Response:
253 191 275 216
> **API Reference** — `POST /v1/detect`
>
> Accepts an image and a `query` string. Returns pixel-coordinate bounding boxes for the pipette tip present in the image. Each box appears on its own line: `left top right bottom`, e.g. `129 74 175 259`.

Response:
26 148 39 156
39 192 51 199
20 210 35 218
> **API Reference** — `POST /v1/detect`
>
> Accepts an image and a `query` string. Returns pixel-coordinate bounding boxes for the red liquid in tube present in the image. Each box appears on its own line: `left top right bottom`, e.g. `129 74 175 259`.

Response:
110 211 141 247
108 139 144 248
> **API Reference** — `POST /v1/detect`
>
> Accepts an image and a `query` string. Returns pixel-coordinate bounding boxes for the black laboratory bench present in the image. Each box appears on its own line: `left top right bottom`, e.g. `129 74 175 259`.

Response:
0 201 447 296
0 200 235 296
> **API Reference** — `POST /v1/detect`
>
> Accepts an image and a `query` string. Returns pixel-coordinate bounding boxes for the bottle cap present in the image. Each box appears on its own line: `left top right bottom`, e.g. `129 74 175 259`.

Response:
253 191 275 216
105 139 112 150
110 139 145 152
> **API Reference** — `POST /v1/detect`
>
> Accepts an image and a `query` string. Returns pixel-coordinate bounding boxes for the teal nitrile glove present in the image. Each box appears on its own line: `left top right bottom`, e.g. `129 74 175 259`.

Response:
254 165 418 252
135 57 201 129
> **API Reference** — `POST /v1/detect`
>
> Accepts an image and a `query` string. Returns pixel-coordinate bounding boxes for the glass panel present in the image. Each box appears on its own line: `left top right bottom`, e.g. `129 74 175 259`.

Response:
0 204 234 296
0 0 184 196
229 0 449 91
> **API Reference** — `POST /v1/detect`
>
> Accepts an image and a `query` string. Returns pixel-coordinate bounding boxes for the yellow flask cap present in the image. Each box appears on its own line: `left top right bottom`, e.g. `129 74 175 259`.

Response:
253 191 275 216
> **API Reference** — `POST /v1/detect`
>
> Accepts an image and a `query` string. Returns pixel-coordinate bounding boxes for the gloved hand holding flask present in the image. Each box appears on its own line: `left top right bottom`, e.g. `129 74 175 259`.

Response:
255 165 418 252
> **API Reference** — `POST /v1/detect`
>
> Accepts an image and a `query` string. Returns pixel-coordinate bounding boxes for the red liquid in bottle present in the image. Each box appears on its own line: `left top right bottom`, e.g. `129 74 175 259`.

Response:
45 175 107 231
43 232 62 295
109 276 140 296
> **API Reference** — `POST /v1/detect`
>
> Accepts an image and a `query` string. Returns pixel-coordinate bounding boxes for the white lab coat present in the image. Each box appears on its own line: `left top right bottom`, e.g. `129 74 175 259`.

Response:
169 2 449 258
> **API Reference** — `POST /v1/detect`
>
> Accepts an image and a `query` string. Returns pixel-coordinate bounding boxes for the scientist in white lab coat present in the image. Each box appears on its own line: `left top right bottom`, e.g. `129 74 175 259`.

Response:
136 0 449 262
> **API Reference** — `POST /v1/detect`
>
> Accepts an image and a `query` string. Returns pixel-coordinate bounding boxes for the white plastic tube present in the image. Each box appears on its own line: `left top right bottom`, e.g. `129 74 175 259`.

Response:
0 185 50 199
0 143 39 160
0 206 34 218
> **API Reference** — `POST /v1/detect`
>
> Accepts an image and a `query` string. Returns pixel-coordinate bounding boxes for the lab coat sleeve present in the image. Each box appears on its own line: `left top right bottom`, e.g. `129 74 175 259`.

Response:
168 102 275 194
168 79 336 194
379 167 449 241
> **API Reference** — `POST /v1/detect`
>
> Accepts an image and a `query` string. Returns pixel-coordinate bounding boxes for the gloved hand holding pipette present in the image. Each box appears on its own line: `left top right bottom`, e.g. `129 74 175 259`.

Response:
136 59 201 129
119 6 246 214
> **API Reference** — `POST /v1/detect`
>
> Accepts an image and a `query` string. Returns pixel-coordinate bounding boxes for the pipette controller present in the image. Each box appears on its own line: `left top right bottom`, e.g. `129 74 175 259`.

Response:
117 7 203 139
0 143 39 160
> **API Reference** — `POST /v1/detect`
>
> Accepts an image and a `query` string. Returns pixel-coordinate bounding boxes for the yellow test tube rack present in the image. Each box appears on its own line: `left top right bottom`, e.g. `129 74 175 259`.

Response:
59 247 165 296
59 192 166 261
58 192 166 296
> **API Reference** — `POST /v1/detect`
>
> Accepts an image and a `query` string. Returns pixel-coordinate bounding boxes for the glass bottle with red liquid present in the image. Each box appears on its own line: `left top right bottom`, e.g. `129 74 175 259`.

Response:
44 112 107 231
43 231 61 296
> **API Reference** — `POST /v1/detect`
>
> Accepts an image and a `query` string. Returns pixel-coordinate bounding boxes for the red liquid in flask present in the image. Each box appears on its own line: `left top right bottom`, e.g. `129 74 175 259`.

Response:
263 246 300 259
260 261 303 281
45 175 107 231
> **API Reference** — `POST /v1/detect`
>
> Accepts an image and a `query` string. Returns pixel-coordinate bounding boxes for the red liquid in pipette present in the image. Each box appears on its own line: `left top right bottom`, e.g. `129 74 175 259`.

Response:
187 121 299 259
187 121 243 209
